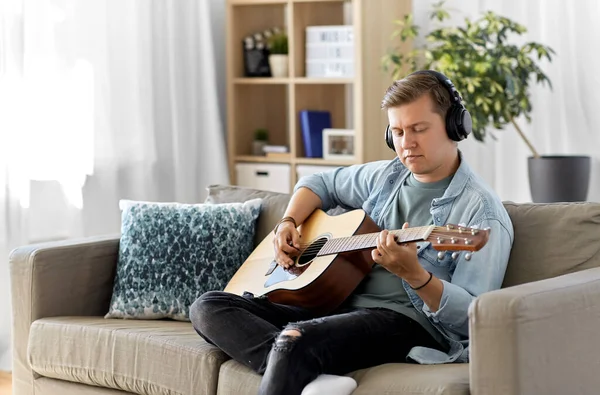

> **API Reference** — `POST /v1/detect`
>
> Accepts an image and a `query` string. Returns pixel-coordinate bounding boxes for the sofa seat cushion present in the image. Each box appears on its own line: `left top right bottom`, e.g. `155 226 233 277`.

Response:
28 317 228 395
216 359 469 395
349 363 469 395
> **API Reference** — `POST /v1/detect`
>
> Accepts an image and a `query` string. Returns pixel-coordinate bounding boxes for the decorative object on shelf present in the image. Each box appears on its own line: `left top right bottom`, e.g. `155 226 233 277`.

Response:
263 144 290 160
322 129 355 161
305 25 354 78
263 145 291 160
252 128 269 156
267 30 289 78
262 144 288 154
383 1 589 203
243 28 278 77
299 110 332 158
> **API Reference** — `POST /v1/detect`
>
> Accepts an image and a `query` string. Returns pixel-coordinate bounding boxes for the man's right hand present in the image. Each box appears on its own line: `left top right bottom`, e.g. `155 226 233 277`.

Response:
273 221 301 269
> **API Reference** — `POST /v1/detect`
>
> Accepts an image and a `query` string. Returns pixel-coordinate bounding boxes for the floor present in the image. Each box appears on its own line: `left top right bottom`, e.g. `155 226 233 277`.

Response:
0 372 11 395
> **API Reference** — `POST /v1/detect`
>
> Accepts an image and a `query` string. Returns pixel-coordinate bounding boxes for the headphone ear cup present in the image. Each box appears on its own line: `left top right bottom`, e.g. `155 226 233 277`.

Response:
445 105 461 141
459 108 473 140
385 125 395 151
446 104 472 141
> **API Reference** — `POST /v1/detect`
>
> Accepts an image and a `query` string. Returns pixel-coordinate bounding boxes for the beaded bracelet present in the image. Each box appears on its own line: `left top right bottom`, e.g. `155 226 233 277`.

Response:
410 271 433 291
273 216 297 235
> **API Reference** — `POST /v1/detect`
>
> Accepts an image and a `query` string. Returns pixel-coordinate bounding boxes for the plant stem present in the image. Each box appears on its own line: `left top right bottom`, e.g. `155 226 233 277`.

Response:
510 117 540 158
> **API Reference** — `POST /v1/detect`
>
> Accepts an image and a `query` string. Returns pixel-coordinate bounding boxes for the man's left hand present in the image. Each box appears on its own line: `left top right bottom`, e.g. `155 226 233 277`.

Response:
372 222 424 280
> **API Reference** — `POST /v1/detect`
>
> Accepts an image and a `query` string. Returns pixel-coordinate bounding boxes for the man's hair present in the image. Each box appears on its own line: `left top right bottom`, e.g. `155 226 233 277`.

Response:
381 72 452 120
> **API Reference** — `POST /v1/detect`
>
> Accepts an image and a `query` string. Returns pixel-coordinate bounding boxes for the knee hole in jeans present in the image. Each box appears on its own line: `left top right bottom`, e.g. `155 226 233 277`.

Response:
274 328 302 351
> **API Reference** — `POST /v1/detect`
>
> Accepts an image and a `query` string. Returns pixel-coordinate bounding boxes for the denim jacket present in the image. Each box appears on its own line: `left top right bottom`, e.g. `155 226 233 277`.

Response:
294 151 514 364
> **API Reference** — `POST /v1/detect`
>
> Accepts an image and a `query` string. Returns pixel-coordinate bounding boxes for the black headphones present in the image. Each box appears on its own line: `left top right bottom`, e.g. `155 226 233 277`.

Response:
385 70 472 151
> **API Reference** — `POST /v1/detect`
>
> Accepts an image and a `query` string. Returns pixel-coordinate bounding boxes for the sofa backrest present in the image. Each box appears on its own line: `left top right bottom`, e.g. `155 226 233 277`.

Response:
205 184 600 288
205 184 291 247
501 201 600 287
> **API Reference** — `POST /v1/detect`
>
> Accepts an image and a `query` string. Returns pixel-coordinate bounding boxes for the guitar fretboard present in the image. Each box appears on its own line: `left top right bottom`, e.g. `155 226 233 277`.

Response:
317 225 434 256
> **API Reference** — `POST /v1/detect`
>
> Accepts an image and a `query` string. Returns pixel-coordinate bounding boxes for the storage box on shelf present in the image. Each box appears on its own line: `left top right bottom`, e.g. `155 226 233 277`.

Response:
235 163 291 194
305 25 354 78
226 0 411 193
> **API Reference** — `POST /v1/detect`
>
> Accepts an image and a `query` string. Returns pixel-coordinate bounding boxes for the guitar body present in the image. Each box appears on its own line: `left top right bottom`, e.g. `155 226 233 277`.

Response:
224 209 381 315
225 208 490 315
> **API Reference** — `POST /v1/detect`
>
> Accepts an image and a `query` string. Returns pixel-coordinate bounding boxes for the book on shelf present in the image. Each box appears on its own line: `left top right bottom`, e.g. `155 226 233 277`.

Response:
299 110 331 158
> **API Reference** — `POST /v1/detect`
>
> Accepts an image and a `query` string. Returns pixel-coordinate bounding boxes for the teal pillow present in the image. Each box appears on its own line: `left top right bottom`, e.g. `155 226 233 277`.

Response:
105 198 262 321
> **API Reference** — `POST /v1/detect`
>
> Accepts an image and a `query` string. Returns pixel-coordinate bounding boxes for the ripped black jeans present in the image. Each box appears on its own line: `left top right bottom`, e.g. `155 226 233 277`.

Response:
190 291 445 395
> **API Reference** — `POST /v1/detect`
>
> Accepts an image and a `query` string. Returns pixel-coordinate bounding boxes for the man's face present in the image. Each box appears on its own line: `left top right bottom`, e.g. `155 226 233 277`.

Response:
388 93 458 183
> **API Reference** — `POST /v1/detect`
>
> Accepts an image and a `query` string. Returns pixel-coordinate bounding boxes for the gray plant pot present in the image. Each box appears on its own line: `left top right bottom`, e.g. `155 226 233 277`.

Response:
528 155 591 203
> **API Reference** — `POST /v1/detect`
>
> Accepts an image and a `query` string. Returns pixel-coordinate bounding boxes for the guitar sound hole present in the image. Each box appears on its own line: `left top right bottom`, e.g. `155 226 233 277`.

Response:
296 237 328 267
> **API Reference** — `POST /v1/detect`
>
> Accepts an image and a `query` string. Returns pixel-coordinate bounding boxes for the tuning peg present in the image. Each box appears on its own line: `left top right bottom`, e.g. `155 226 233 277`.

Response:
471 229 479 235
451 252 459 260
465 253 472 261
437 251 445 260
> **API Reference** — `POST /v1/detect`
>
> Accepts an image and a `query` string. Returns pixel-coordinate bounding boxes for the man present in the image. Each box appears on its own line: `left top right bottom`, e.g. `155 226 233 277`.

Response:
190 70 514 395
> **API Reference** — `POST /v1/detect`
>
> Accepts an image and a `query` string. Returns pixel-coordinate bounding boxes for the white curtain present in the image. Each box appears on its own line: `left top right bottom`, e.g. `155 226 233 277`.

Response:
414 0 600 203
0 0 228 371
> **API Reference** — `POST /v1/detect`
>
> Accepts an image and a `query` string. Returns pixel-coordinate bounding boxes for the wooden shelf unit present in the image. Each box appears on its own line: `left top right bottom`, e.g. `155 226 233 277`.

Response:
226 0 411 192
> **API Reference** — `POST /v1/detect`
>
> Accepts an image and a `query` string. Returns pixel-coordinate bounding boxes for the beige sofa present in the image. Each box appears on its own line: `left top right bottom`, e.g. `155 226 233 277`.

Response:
10 184 600 395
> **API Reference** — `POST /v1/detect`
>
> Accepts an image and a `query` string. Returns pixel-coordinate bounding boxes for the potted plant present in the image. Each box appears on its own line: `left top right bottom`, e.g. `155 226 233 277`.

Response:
267 31 289 78
253 128 269 156
382 1 591 203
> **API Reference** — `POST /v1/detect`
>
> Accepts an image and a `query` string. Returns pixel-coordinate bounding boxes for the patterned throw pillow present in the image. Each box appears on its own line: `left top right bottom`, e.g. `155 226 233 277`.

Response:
105 198 262 321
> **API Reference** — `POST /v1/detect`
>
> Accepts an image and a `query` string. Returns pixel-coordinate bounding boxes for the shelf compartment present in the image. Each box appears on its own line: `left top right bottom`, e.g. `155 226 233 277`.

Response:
232 84 289 157
230 3 287 79
292 1 346 78
294 84 348 159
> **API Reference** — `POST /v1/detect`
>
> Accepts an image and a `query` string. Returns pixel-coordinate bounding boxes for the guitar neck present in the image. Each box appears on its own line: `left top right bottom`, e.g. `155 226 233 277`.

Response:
317 225 435 256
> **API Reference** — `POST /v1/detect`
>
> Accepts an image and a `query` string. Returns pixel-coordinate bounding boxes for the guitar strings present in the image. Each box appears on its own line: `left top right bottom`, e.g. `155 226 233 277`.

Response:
285 229 484 256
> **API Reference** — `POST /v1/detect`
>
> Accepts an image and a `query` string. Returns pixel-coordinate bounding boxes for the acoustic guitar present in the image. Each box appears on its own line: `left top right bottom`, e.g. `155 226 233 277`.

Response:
225 208 489 314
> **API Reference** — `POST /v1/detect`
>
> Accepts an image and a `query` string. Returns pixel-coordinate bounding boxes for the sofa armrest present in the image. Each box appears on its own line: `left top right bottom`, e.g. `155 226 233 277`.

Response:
9 235 120 395
469 266 600 395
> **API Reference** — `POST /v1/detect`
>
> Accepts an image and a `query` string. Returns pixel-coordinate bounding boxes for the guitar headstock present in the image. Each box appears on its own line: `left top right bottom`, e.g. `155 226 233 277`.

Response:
427 224 490 251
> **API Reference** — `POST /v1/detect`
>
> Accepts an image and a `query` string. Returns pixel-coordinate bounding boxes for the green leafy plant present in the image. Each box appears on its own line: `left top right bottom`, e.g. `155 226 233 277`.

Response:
268 32 288 55
382 1 555 158
254 128 269 141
